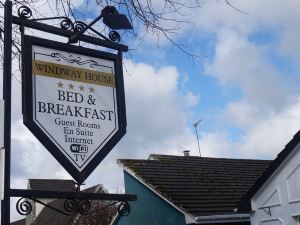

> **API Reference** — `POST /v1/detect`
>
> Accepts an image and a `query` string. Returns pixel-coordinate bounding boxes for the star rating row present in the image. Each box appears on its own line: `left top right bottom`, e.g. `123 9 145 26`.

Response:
57 82 95 93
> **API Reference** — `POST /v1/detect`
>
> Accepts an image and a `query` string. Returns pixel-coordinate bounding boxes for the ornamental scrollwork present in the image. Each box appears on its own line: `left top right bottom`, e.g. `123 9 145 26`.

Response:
109 31 121 43
17 5 121 43
18 6 32 19
16 197 132 217
35 52 108 69
60 18 74 31
118 201 130 216
74 21 86 33
64 199 91 215
16 198 33 215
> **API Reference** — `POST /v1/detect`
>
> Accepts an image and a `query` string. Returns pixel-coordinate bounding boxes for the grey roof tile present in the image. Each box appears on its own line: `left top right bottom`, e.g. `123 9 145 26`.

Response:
27 180 107 225
119 154 271 217
10 218 26 225
28 179 76 192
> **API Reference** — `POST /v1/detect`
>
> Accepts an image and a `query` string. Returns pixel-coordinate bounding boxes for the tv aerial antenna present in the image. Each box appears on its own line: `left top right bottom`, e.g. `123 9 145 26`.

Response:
193 119 202 157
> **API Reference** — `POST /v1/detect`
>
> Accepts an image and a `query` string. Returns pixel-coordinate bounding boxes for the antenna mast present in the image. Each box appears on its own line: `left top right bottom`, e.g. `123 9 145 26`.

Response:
193 119 202 157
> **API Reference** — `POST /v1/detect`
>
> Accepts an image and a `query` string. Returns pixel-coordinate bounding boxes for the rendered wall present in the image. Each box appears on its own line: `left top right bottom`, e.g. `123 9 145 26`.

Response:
250 143 300 225
116 171 186 225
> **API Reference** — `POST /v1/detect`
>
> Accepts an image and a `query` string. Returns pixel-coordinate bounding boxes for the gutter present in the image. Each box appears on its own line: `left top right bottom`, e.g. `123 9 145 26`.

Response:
195 213 250 224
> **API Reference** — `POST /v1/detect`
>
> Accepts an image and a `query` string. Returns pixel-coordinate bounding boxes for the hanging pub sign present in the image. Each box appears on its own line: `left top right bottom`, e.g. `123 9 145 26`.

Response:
22 36 126 184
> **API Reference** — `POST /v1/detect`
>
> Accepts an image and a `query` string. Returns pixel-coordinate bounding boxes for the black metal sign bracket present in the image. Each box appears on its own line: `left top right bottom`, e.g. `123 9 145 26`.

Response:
13 5 129 52
10 188 137 201
13 189 135 217
1 1 135 224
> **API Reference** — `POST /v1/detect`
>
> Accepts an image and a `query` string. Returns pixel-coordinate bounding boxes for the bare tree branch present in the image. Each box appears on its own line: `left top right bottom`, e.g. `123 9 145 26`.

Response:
0 0 246 78
225 0 248 14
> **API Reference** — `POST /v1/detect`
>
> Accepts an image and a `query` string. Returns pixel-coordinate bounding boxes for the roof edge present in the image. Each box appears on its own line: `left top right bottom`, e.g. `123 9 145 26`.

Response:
117 161 196 224
109 212 120 225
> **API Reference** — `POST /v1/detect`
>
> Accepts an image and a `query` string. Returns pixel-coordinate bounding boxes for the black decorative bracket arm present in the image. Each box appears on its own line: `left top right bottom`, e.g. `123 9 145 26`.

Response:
17 5 132 44
68 5 132 43
67 10 105 44
13 186 135 217
16 197 130 217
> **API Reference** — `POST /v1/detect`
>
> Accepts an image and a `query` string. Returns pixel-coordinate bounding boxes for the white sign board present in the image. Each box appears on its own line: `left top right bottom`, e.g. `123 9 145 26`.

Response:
22 36 126 183
32 45 118 170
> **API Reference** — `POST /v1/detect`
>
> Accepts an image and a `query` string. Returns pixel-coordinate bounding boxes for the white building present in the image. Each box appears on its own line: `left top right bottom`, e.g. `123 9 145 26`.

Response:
239 131 300 225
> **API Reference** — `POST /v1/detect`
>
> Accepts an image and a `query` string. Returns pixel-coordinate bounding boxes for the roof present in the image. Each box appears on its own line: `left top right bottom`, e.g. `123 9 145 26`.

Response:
28 179 76 192
119 154 271 217
31 198 76 225
239 130 300 211
10 218 26 225
31 184 104 225
11 179 110 225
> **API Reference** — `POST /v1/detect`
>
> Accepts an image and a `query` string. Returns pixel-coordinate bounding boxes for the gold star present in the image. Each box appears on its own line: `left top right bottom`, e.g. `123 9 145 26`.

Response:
57 82 64 88
89 86 95 93
68 83 74 90
79 85 85 92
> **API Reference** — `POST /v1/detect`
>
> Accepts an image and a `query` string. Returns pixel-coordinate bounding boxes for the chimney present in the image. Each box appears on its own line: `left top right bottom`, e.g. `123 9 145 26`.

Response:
183 150 190 157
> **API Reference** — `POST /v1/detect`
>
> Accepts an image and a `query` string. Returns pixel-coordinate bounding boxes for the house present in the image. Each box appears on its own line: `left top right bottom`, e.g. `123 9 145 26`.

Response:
239 130 300 224
114 153 271 225
11 179 116 225
11 218 26 225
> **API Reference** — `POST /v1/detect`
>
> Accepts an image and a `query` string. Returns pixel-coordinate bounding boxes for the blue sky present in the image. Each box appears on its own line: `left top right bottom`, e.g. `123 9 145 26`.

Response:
2 0 300 221
114 0 300 158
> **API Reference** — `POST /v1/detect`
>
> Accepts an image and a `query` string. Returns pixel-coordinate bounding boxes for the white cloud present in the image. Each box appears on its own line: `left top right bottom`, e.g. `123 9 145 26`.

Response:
205 28 293 110
177 0 300 161
0 57 198 221
4 58 197 220
4 0 300 221
3 0 299 182
224 101 259 129
197 98 300 160
69 59 199 193
116 59 198 157
185 91 199 107
237 98 300 158
200 130 234 158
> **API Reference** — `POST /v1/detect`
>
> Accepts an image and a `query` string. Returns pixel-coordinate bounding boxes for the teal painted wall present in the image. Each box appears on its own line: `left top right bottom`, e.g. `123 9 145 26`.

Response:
115 171 186 225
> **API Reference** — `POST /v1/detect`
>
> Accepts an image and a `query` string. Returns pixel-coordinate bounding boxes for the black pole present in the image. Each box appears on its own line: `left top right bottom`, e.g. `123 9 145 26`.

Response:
1 1 12 224
10 189 137 201
194 125 201 157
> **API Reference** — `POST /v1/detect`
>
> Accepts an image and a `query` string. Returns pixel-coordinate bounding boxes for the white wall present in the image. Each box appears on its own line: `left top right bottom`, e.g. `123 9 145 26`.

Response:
251 143 300 225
